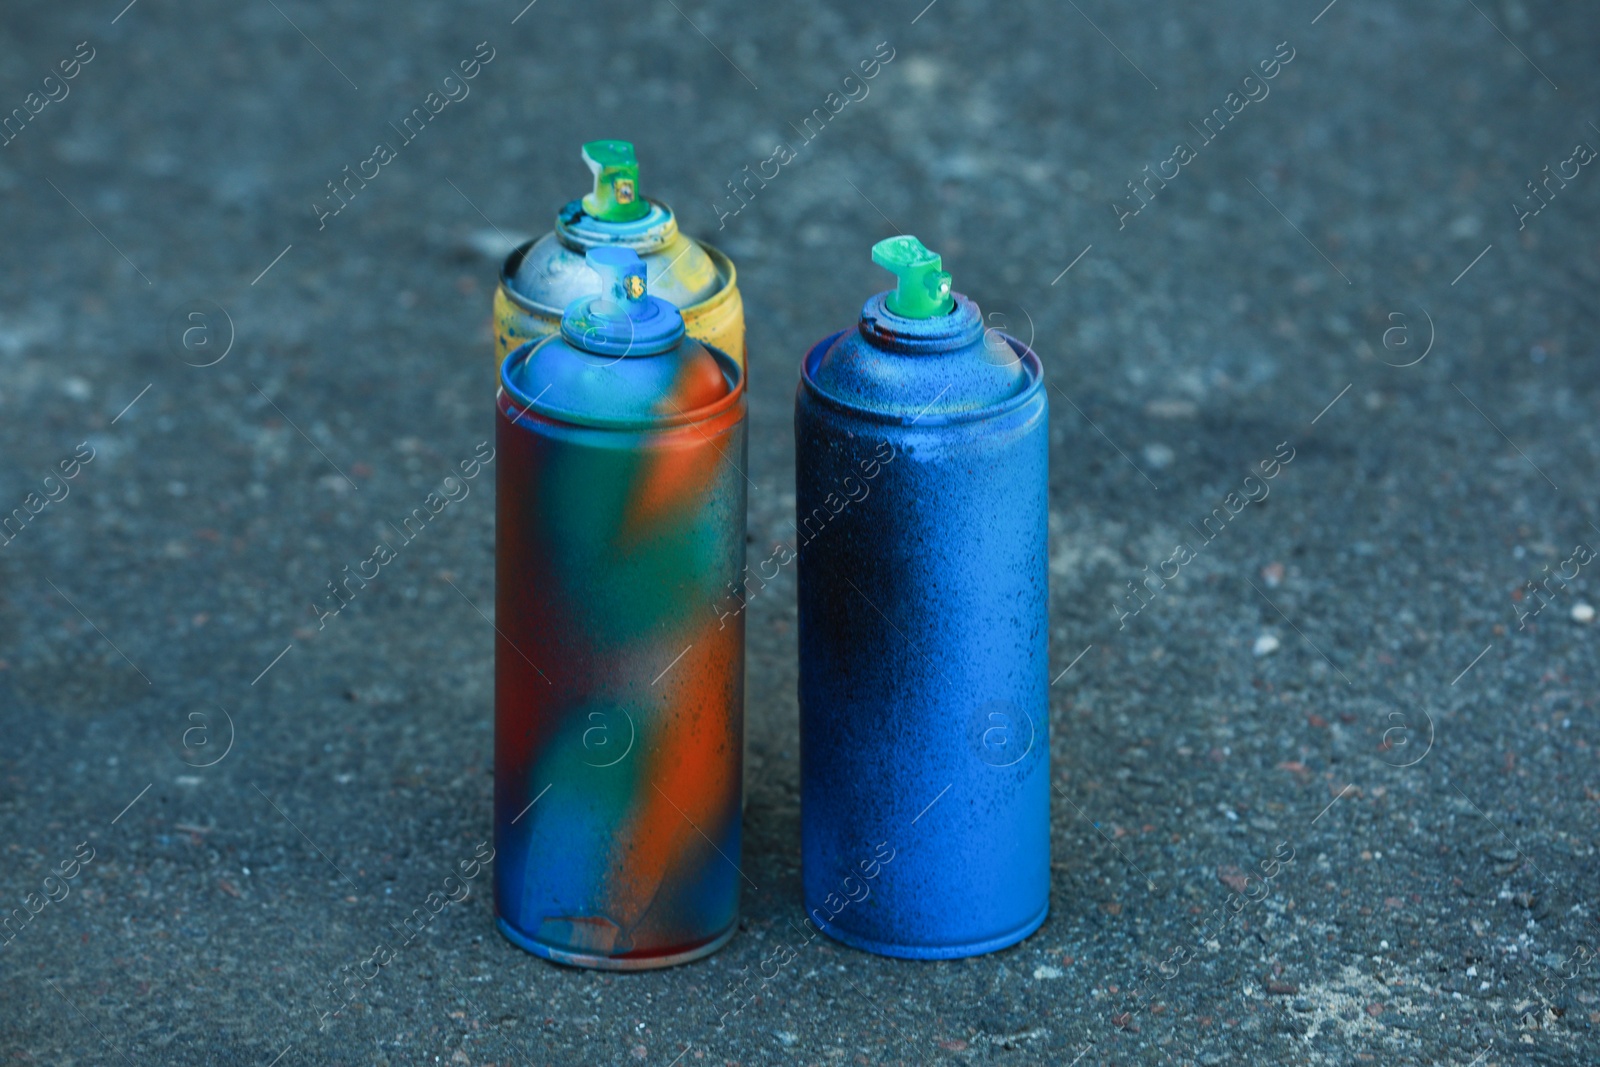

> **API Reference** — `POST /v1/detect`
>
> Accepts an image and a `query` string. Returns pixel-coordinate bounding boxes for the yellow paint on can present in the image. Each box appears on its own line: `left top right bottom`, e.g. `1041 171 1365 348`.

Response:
494 243 744 372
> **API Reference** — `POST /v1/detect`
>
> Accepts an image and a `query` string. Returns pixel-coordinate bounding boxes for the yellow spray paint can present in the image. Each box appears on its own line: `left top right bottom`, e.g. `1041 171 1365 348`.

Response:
493 140 744 371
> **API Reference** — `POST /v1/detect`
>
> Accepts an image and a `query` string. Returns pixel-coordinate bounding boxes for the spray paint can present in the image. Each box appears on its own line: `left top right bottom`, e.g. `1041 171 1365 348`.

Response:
493 140 745 371
794 236 1049 959
494 246 747 969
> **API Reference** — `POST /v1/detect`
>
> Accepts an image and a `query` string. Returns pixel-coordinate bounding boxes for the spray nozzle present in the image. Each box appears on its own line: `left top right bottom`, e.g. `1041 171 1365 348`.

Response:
561 246 684 355
872 235 954 318
580 140 651 223
584 247 652 320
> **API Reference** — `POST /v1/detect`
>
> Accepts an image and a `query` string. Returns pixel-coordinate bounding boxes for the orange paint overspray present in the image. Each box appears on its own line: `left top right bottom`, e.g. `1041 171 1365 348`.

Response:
601 632 743 929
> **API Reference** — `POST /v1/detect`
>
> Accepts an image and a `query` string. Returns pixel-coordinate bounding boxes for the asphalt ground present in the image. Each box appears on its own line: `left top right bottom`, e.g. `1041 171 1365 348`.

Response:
1 0 1598 1064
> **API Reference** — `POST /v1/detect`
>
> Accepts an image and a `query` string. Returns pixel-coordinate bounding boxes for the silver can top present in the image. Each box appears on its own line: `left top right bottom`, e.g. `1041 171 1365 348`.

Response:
509 198 722 313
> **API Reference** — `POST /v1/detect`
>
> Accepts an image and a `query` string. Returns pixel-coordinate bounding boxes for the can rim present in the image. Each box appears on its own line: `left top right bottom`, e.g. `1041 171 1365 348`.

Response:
500 237 739 319
499 341 746 431
555 196 676 253
494 915 740 970
857 292 984 353
798 329 1045 427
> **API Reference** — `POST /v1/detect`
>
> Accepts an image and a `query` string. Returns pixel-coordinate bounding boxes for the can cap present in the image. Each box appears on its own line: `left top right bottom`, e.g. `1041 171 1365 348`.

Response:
872 235 954 319
505 245 734 425
580 140 651 223
560 247 686 355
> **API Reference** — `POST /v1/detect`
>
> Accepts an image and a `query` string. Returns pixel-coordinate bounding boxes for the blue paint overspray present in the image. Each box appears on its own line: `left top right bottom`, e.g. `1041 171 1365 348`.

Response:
794 236 1050 959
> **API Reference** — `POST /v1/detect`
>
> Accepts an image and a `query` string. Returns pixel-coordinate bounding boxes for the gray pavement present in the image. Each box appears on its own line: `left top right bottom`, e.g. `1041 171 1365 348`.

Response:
1 0 1598 1063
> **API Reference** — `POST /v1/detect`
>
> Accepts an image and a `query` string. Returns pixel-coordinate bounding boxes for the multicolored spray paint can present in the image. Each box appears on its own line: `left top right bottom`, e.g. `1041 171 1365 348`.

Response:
794 236 1050 959
493 140 745 370
494 246 748 969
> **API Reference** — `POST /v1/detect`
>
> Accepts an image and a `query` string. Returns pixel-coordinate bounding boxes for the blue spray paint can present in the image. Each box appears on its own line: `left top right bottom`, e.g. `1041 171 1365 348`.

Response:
795 235 1049 959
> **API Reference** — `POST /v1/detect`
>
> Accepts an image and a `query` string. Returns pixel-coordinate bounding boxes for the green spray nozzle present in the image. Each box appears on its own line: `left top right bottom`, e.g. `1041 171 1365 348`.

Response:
872 235 953 318
581 140 650 223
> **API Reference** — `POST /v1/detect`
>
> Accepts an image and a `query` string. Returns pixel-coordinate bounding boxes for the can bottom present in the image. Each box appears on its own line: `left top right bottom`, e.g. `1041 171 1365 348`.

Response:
494 915 738 971
807 902 1049 961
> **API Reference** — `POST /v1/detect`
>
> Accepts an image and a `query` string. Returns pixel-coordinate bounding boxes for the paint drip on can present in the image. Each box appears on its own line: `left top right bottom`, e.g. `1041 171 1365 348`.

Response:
794 235 1050 959
494 246 748 969
493 140 745 371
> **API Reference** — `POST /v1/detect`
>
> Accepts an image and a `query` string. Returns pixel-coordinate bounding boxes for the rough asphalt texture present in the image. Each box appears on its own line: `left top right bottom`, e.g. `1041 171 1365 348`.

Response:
2 1 1598 1064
